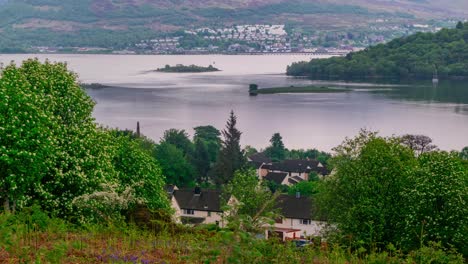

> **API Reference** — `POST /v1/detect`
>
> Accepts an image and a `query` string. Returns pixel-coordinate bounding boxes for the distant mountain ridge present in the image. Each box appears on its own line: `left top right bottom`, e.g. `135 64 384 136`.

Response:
0 0 466 52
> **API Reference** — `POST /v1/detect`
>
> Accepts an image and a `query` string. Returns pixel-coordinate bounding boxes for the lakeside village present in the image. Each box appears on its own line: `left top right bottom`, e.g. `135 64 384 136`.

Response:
168 152 329 242
34 22 454 55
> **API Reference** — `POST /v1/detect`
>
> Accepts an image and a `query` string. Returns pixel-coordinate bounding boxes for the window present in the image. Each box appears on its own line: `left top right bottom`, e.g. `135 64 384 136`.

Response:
301 219 312 225
183 209 195 215
275 218 283 224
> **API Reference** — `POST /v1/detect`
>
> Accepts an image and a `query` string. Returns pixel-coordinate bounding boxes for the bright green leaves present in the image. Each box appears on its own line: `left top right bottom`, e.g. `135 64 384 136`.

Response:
0 59 169 221
318 132 467 255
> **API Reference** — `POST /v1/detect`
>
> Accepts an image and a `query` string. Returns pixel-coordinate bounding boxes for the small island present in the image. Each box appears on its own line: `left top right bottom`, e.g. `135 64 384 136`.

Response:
249 84 349 95
156 64 220 73
80 83 110 89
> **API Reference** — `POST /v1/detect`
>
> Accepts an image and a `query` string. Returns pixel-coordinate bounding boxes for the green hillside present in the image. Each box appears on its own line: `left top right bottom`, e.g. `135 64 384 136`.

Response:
0 0 466 51
287 22 468 79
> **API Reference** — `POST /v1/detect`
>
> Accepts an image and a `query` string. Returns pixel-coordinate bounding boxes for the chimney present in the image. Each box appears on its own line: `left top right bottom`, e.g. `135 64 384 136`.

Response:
194 186 201 196
296 192 301 199
136 121 141 138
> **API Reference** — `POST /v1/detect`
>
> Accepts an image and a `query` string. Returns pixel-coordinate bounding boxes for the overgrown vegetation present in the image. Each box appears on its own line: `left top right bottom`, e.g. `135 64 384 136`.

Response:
287 22 468 79
1 60 467 262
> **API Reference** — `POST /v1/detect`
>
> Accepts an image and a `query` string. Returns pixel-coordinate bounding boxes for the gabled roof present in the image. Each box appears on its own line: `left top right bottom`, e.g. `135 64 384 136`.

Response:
288 176 304 185
248 152 272 168
265 172 288 185
165 185 177 197
275 194 315 220
173 188 223 212
266 159 329 175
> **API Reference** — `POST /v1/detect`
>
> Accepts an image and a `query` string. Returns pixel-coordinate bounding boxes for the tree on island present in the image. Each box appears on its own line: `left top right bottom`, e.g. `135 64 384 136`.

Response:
265 133 286 162
210 111 246 186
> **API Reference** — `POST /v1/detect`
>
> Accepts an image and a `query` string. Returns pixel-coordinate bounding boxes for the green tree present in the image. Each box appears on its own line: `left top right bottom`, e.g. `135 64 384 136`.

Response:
154 142 195 187
402 152 467 255
191 139 211 184
456 21 464 30
460 146 468 160
112 134 169 210
288 181 318 197
211 111 245 185
223 169 278 232
318 133 416 250
193 125 221 163
1 59 115 218
243 145 258 157
161 128 193 155
265 133 286 162
0 61 55 212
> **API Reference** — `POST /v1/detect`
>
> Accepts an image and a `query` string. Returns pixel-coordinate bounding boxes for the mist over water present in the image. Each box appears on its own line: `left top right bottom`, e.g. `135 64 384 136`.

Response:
2 54 467 151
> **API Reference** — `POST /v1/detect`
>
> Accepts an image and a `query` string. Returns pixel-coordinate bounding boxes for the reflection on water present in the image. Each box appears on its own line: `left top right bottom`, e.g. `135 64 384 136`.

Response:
2 54 468 151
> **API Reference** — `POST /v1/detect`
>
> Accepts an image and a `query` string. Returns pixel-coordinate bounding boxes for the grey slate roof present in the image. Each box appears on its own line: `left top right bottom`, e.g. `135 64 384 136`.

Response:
248 152 272 168
265 172 288 185
173 188 223 212
275 194 315 220
265 159 329 175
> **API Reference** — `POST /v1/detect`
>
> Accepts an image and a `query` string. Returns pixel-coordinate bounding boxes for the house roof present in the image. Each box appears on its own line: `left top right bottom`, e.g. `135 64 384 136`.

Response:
173 188 223 212
288 176 304 185
275 194 315 220
265 172 288 185
248 152 272 168
165 185 177 197
265 159 329 175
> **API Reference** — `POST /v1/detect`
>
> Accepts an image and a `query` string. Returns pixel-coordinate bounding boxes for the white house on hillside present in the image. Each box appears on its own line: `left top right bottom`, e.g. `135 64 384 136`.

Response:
168 186 234 227
270 193 326 241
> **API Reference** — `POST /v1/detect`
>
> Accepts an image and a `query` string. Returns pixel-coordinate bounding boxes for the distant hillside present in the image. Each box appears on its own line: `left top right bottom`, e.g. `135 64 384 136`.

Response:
0 0 466 51
287 22 468 79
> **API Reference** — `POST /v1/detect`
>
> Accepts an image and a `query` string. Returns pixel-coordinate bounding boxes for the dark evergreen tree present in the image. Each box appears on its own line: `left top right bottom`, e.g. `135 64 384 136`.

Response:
191 139 211 184
456 21 464 30
265 133 286 162
210 111 245 186
193 125 221 163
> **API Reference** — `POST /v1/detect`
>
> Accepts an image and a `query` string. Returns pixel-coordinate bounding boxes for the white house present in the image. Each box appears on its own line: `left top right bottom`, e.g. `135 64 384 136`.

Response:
168 186 233 227
270 194 326 241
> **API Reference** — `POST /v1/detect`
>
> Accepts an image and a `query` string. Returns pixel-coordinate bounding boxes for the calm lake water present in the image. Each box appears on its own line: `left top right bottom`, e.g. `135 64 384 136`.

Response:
2 54 468 151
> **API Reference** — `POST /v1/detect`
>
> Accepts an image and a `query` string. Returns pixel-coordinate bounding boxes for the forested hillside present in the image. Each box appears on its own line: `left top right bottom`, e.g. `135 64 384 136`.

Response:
287 22 468 79
0 0 466 51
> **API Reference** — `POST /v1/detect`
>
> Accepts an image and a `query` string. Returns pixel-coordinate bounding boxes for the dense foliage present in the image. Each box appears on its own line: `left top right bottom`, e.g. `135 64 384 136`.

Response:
287 22 468 79
0 60 169 221
317 131 467 256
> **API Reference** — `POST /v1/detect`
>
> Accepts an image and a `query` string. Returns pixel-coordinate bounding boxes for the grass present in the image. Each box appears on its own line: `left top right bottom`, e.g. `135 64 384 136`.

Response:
0 210 464 263
252 86 350 95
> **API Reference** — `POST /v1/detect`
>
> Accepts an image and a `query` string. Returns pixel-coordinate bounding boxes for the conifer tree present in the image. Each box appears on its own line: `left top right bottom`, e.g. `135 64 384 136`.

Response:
211 111 245 185
265 133 286 162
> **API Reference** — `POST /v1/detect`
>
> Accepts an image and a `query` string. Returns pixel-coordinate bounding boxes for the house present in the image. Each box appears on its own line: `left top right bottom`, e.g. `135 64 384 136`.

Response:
264 172 289 185
270 193 325 241
263 159 329 181
248 153 329 185
247 152 273 178
169 186 233 227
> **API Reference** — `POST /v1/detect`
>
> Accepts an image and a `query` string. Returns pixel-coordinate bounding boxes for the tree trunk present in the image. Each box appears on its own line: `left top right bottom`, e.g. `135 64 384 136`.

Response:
3 196 10 213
